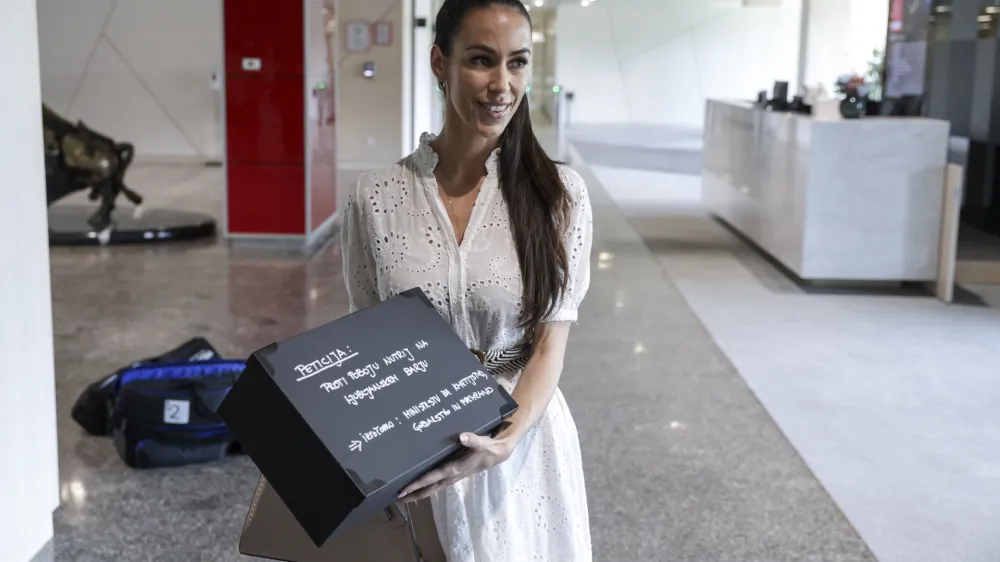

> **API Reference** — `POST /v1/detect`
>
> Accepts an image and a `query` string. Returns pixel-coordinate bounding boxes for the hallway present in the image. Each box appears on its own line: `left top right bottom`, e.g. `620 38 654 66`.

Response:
47 145 874 561
580 125 1000 562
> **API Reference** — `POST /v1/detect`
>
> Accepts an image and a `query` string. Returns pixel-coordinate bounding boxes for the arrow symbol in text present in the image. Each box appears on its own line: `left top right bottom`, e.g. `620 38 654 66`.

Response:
350 440 362 452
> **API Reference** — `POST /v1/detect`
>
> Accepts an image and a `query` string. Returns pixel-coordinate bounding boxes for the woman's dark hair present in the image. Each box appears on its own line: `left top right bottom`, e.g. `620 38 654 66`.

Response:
434 0 571 332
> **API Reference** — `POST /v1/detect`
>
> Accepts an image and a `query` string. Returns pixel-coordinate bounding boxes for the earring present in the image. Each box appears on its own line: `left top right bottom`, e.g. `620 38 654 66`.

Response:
436 80 445 92
526 85 532 93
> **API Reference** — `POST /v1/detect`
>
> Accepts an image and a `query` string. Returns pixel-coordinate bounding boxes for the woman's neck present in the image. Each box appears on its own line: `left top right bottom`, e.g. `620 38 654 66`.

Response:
431 117 499 195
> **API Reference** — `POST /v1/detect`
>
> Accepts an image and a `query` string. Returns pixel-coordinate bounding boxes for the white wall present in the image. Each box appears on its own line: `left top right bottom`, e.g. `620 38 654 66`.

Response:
337 0 408 169
36 0 224 160
1 2 61 561
556 0 889 128
556 0 803 128
804 0 889 95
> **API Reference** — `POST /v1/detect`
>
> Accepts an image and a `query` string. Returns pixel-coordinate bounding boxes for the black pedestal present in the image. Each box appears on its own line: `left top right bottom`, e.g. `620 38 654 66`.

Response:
48 205 217 246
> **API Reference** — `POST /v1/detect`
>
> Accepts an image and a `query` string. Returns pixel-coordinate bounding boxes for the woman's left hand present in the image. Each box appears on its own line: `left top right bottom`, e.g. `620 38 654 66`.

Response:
398 431 516 503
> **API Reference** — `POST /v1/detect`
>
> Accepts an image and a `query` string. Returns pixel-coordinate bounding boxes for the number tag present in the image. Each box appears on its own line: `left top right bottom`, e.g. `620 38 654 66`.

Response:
164 399 191 424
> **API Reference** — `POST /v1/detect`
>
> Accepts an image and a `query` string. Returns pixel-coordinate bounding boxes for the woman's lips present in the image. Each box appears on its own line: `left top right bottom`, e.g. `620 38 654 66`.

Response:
478 101 512 120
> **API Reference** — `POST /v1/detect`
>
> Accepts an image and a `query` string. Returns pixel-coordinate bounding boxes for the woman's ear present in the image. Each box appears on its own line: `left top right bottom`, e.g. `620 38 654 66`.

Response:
430 45 448 90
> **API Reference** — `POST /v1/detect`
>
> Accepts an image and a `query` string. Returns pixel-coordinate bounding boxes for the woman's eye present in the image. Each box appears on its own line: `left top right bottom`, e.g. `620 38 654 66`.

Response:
472 56 491 66
510 58 528 69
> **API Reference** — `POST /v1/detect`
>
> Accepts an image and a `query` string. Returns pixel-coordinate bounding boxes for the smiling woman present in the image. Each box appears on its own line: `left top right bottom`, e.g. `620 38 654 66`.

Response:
340 0 595 560
431 15 531 136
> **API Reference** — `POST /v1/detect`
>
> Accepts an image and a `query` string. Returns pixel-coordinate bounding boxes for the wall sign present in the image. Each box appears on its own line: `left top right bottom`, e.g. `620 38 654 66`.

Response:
373 21 393 46
884 0 929 98
345 20 371 52
241 57 262 72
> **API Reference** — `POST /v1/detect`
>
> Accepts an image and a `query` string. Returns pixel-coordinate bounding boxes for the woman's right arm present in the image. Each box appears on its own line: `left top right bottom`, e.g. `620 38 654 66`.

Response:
340 178 380 313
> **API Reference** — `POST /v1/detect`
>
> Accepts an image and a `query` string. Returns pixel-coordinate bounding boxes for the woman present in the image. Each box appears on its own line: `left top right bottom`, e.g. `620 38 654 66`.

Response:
340 0 593 560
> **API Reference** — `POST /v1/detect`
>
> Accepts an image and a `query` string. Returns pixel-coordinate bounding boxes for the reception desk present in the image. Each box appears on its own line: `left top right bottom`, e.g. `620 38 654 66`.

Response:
702 99 951 283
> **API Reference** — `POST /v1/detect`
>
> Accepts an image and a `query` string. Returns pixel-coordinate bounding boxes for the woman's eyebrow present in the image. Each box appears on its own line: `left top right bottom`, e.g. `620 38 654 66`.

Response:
465 44 531 56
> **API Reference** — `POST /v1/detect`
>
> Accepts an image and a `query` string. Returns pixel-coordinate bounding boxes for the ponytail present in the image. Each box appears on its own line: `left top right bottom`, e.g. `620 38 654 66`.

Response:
498 96 570 330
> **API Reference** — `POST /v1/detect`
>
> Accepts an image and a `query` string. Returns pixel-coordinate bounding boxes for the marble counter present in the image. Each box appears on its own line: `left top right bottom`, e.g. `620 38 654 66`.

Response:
702 99 951 282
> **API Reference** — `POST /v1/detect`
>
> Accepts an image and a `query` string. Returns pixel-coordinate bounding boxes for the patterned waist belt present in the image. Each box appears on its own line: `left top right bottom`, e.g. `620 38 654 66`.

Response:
471 343 532 375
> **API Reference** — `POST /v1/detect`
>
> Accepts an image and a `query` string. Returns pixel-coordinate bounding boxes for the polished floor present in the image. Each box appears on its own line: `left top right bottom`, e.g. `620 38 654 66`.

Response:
579 127 1000 562
45 144 878 560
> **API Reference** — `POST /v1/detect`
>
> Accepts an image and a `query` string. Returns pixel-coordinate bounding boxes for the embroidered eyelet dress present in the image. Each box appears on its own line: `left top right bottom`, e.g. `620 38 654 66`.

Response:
340 133 594 562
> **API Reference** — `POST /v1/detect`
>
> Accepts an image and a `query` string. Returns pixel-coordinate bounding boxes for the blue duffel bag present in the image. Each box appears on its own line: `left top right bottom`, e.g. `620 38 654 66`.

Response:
72 337 222 436
111 359 246 468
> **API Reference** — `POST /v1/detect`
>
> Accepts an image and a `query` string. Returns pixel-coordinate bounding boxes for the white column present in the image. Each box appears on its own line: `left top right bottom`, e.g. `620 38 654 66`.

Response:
401 0 414 156
412 0 434 147
0 1 62 561
429 0 445 135
796 0 811 94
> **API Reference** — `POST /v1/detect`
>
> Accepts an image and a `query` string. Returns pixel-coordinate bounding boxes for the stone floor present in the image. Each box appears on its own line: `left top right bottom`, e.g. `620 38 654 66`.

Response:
580 125 1000 562
45 143 874 561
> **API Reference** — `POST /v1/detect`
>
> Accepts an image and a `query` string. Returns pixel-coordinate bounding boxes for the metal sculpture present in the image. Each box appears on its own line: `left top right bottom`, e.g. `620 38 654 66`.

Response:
43 104 143 243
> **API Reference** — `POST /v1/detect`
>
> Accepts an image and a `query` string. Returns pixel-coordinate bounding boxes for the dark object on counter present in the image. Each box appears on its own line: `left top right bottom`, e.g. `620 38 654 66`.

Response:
758 82 790 111
839 88 867 119
71 337 223 436
886 95 924 116
43 104 142 233
788 95 812 115
771 81 789 108
218 287 518 548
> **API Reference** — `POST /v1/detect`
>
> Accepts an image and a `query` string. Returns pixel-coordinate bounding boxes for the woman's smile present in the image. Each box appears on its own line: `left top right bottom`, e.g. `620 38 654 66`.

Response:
477 100 513 121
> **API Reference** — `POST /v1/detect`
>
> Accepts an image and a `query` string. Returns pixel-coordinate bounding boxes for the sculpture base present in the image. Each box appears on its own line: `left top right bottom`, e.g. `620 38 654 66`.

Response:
49 205 217 246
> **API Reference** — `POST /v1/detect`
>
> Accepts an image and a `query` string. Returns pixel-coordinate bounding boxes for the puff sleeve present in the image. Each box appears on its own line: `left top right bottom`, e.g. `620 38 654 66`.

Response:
340 177 381 313
544 166 593 323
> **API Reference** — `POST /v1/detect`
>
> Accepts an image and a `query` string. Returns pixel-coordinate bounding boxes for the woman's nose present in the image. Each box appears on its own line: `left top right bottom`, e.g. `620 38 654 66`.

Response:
488 66 511 93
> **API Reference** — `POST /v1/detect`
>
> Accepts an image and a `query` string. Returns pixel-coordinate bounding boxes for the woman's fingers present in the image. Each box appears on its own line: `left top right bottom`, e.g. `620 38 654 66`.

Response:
402 484 441 503
398 432 495 499
459 432 491 451
401 476 462 503
399 467 447 498
399 459 467 498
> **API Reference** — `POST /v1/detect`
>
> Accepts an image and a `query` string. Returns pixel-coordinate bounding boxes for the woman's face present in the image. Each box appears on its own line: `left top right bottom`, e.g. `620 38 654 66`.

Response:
433 6 533 140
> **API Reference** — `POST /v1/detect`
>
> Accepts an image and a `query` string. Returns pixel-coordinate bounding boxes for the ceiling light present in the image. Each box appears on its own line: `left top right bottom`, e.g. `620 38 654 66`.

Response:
582 0 591 5
534 0 543 6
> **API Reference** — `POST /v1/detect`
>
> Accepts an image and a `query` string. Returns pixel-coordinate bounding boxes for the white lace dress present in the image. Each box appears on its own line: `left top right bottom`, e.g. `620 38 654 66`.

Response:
340 133 593 562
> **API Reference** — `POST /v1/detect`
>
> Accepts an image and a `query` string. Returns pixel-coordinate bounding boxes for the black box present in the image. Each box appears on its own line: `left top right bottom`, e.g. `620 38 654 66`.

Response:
217 288 518 547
